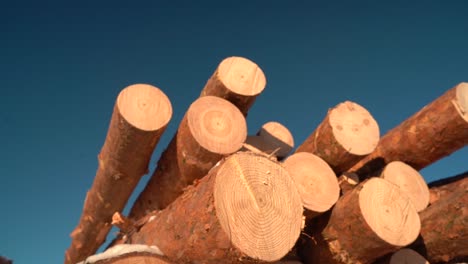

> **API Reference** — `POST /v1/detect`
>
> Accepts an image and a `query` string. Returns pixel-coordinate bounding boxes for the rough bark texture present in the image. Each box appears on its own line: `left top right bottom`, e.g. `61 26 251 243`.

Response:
296 101 379 175
349 83 468 179
129 152 303 264
337 172 359 195
65 84 172 264
411 175 468 263
200 56 266 116
428 170 467 204
299 178 420 264
128 96 246 220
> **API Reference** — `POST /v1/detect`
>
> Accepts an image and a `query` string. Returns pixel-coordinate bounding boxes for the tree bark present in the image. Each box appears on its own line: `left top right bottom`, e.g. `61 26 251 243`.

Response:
337 172 359 195
200 56 266 116
428 170 467 204
295 101 380 175
411 174 468 263
300 178 420 264
76 244 171 264
282 152 339 218
243 121 295 160
128 96 246 220
65 84 172 264
129 152 303 264
379 161 429 212
349 82 468 179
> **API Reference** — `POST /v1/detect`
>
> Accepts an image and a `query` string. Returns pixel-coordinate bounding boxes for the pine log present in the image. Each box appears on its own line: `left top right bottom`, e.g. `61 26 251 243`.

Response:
129 96 246 219
374 248 429 264
244 121 295 160
283 152 340 218
129 152 303 263
349 82 468 178
411 175 468 263
300 178 420 264
65 84 172 264
337 172 359 195
76 244 171 264
379 161 429 212
200 56 266 116
428 170 467 204
295 101 380 175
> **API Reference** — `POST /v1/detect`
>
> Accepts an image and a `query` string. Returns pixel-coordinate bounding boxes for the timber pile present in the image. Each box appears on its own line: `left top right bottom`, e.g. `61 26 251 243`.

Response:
65 56 468 264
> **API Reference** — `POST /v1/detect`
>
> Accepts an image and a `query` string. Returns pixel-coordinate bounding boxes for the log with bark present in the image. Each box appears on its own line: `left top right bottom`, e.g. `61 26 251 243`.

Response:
282 152 340 218
379 161 429 212
127 152 303 264
128 96 247 220
349 82 468 179
65 84 172 264
243 121 295 160
295 101 380 175
76 244 171 264
427 170 467 204
337 172 359 195
410 173 468 263
200 56 266 116
299 177 420 264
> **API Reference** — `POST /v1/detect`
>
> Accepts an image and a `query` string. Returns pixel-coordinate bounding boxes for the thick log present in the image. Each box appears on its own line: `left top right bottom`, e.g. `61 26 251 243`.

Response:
349 82 468 178
65 84 172 264
200 56 266 116
128 96 246 219
374 248 429 264
428 170 467 204
337 172 359 195
379 161 429 212
296 101 380 175
244 121 295 160
411 175 468 263
283 152 339 218
300 178 420 264
129 152 303 263
76 244 170 264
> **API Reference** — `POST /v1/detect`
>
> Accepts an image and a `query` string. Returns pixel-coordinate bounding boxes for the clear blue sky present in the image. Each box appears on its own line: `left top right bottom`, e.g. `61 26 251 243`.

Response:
1 2 467 263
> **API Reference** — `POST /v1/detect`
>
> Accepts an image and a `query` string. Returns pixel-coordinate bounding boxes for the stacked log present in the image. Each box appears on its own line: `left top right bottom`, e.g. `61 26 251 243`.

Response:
127 152 303 263
411 173 468 263
349 82 468 179
299 177 420 264
128 96 247 219
283 152 340 218
243 121 295 160
65 84 172 264
296 101 380 175
200 56 266 116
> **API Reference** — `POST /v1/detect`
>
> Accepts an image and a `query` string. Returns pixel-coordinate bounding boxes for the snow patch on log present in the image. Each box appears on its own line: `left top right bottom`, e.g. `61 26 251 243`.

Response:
76 244 164 264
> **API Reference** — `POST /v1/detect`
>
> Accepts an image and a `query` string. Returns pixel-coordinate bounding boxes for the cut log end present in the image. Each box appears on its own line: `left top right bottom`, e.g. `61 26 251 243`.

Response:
381 161 429 212
283 152 339 213
117 84 172 131
257 121 295 158
217 56 266 96
214 152 303 262
188 96 247 154
389 248 429 264
329 101 379 155
455 82 468 121
359 178 420 247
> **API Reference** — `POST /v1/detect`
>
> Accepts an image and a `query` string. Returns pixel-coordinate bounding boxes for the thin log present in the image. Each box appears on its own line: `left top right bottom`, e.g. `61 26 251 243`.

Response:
244 121 295 160
337 172 359 195
295 101 380 175
200 56 266 116
65 84 172 264
349 82 468 178
300 178 420 264
76 244 170 264
411 175 468 263
379 161 429 212
128 96 246 220
374 248 429 264
283 152 339 218
129 152 303 264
